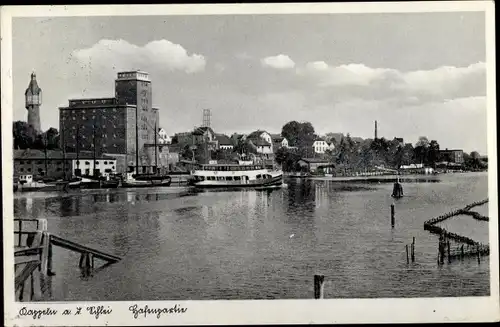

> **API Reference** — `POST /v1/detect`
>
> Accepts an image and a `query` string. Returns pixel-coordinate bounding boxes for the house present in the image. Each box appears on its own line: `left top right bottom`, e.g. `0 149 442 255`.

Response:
192 126 218 151
270 134 289 150
313 138 331 154
439 149 464 164
215 134 234 151
246 130 273 155
297 158 335 174
158 128 172 144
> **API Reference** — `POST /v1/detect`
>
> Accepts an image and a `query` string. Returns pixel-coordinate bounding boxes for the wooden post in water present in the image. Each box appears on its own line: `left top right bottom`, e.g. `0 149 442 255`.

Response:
390 204 395 228
314 274 325 299
477 245 481 264
411 237 415 263
447 240 451 263
18 220 22 246
461 244 464 260
406 245 409 264
439 236 445 265
47 234 54 276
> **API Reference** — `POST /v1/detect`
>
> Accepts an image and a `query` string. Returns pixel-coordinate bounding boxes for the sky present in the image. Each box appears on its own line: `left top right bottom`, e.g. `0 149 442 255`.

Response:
12 12 488 154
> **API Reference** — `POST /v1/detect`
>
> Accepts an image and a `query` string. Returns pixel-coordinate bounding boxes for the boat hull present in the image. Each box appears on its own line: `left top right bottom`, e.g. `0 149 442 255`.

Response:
193 175 283 189
121 180 172 188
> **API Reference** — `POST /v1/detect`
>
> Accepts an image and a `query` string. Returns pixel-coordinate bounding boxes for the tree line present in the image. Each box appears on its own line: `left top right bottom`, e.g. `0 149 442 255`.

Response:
13 121 60 150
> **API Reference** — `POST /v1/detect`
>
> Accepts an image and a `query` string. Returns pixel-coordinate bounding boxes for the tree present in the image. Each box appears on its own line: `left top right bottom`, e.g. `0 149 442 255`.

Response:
281 121 317 154
13 121 38 149
275 147 302 172
281 121 301 146
427 140 440 166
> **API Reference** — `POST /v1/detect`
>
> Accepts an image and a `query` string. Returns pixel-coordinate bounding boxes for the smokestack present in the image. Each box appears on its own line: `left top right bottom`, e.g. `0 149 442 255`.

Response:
375 120 378 140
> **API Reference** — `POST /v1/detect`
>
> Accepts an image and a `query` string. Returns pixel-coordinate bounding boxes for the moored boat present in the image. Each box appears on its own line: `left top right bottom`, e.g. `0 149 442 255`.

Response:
121 173 172 188
191 163 283 189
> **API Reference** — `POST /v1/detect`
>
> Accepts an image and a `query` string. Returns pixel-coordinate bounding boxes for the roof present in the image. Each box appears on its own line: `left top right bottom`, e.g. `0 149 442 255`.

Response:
215 134 233 145
25 72 41 96
313 138 327 143
14 149 115 160
299 158 333 164
270 134 284 141
193 126 215 135
249 138 271 146
439 149 464 153
247 130 269 139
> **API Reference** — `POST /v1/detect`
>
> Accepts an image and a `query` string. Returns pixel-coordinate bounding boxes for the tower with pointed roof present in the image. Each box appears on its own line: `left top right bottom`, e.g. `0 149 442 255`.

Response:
25 72 42 133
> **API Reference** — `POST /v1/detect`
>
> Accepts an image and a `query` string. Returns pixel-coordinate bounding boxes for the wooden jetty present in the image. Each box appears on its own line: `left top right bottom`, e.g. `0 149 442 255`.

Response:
14 218 121 301
422 199 489 265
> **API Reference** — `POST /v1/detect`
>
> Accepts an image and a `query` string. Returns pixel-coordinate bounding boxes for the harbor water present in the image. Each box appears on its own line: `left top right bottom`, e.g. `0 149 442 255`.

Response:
14 172 490 300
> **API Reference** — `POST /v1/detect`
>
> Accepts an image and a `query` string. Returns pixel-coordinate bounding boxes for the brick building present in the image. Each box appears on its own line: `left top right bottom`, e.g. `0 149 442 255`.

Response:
14 149 117 180
59 71 160 174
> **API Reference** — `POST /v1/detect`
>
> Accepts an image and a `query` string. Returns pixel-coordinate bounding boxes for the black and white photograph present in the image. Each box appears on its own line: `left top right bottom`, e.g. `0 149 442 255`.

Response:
2 2 498 325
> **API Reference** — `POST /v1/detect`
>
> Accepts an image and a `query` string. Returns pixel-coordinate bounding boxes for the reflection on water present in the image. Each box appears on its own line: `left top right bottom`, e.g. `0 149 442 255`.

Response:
13 173 490 301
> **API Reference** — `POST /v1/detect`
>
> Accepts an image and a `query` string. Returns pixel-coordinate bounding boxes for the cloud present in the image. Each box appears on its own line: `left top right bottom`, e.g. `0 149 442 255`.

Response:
71 39 206 74
298 61 486 102
261 54 296 69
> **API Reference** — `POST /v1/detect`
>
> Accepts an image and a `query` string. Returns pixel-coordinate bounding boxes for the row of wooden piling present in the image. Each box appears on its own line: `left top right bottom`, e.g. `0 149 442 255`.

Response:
423 198 489 226
422 199 489 265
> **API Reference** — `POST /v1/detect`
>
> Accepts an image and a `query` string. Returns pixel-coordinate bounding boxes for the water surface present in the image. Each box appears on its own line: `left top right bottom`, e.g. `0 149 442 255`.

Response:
14 172 490 300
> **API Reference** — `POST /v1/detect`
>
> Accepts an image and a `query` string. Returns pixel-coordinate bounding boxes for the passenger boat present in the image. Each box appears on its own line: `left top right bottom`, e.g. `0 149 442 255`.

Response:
191 164 283 189
121 173 172 188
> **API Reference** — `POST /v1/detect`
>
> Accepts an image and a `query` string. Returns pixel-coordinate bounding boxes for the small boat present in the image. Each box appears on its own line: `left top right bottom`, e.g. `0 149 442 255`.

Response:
17 175 59 192
121 173 172 188
288 172 311 178
191 163 283 189
79 175 120 189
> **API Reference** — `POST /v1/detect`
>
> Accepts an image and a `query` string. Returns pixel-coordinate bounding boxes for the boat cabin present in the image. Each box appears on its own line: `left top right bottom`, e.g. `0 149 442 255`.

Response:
199 164 265 171
18 175 33 184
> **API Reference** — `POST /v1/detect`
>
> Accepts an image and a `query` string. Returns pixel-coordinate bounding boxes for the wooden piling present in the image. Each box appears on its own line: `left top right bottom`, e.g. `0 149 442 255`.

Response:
406 245 409 264
314 274 325 299
390 204 395 228
477 246 481 264
447 240 451 263
47 234 54 275
461 245 464 260
411 237 415 262
18 220 22 246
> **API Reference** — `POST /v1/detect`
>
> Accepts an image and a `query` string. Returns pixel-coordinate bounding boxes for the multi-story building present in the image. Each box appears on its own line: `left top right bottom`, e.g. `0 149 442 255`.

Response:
439 149 464 164
59 71 160 173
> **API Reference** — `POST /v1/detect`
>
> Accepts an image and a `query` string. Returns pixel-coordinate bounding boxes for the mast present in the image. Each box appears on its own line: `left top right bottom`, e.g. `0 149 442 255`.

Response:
92 123 96 176
62 126 66 179
154 121 158 173
43 133 48 177
136 106 139 175
76 125 80 176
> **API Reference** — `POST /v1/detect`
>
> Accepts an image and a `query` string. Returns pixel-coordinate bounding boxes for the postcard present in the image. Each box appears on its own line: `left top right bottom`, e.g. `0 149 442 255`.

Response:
1 2 498 325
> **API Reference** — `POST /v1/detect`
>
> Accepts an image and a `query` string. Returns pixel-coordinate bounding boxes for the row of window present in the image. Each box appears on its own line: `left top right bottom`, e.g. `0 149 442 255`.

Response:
201 165 264 171
63 108 118 114
199 174 272 181
18 160 114 165
19 167 70 173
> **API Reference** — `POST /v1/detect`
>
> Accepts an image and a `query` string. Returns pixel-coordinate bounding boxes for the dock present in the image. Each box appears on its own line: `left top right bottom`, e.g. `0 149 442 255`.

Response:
14 218 122 301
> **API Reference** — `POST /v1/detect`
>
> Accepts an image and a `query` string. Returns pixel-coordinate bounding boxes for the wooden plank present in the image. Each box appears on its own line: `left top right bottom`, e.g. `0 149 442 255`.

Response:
15 261 40 291
50 234 121 263
14 246 43 257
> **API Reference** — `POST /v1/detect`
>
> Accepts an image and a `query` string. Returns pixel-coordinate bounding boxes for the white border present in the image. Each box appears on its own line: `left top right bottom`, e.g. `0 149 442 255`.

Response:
2 2 498 325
